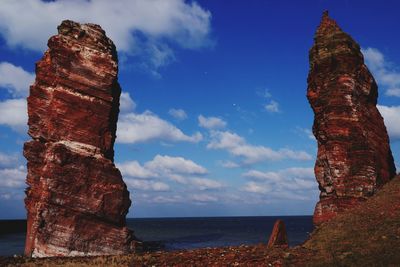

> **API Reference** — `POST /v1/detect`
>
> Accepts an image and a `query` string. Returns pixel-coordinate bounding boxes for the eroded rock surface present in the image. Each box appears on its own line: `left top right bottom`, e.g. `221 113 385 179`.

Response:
24 20 135 257
307 11 396 225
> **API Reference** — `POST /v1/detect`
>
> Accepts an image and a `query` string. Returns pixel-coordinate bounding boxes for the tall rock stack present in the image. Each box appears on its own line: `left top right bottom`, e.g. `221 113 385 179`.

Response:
307 12 396 226
24 20 135 257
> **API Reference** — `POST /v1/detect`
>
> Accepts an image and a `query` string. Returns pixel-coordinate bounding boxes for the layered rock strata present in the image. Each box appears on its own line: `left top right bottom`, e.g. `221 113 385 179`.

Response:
307 11 396 225
24 20 135 257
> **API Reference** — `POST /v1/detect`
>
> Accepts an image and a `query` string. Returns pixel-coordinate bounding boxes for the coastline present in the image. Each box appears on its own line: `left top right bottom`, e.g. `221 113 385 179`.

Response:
2 175 399 266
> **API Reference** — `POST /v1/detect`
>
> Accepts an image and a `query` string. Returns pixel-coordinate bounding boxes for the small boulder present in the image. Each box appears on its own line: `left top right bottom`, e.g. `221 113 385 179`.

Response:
267 220 288 248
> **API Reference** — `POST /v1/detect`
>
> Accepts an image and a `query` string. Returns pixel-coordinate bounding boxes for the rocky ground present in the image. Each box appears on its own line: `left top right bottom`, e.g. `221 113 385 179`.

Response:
2 174 399 266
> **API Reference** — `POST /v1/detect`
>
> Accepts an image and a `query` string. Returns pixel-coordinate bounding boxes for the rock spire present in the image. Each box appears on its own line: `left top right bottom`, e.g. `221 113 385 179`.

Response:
307 12 396 225
24 20 135 257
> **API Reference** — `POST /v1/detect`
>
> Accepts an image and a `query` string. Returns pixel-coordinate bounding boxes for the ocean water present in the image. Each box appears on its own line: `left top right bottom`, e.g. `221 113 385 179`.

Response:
0 216 313 256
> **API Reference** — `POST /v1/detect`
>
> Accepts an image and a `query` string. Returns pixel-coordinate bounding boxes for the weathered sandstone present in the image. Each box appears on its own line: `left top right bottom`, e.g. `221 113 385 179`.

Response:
307 11 396 225
24 20 135 257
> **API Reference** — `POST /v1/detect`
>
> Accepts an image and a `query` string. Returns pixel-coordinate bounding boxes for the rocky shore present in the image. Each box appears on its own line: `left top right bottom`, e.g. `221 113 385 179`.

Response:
2 174 400 266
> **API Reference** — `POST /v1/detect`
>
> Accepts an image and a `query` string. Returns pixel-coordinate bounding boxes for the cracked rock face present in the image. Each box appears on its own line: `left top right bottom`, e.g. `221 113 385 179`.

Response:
307 12 396 226
24 20 135 257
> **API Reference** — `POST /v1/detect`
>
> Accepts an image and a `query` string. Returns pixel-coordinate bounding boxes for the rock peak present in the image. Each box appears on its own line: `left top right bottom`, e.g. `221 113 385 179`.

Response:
316 10 341 36
56 20 117 63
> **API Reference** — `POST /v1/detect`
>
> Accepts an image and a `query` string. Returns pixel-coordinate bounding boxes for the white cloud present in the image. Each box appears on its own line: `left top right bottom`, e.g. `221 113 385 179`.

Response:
386 88 400 97
190 194 218 202
282 167 315 178
243 170 281 182
117 160 155 179
118 154 208 185
292 178 315 190
0 152 18 167
168 108 188 120
198 115 227 130
258 88 272 99
296 127 315 140
218 160 240 169
150 195 183 204
0 98 27 133
362 47 400 97
145 155 208 176
207 131 312 164
362 47 384 68
0 62 35 97
0 166 26 188
0 193 12 200
243 181 271 194
241 167 317 197
117 111 202 144
377 105 400 140
125 179 170 192
243 167 314 182
120 92 136 113
191 178 223 190
265 100 280 113
0 0 212 73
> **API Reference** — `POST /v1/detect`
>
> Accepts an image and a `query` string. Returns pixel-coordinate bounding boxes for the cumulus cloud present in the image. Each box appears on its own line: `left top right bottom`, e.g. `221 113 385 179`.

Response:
117 111 202 144
0 62 35 97
125 179 170 192
190 194 218 202
117 160 155 179
264 100 280 113
243 170 281 182
258 88 281 113
118 155 224 194
243 167 314 181
362 47 400 97
243 181 271 194
0 0 212 73
0 63 31 134
198 115 227 130
168 108 188 120
145 155 208 176
190 178 223 190
120 92 136 113
118 154 208 184
377 105 400 140
386 88 400 97
242 167 317 198
258 88 272 99
0 98 28 133
218 160 240 169
0 153 18 167
0 166 26 188
295 127 315 140
207 131 312 164
149 195 183 204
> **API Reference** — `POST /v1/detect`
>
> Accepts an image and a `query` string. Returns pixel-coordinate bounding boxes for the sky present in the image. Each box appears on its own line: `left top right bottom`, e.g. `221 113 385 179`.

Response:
0 0 399 219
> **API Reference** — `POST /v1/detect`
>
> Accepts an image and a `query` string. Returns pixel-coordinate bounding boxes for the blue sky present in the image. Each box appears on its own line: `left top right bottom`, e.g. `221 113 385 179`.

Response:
0 0 399 219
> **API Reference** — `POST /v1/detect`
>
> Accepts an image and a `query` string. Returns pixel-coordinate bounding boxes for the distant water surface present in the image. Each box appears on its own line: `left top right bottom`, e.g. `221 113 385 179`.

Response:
0 216 313 256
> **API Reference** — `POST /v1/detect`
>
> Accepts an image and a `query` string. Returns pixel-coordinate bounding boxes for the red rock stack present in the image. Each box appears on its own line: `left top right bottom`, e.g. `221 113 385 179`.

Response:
24 20 135 257
307 11 396 226
267 220 289 249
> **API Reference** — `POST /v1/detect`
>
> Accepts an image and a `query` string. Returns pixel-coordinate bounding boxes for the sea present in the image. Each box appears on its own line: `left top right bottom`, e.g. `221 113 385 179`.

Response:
0 216 313 257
